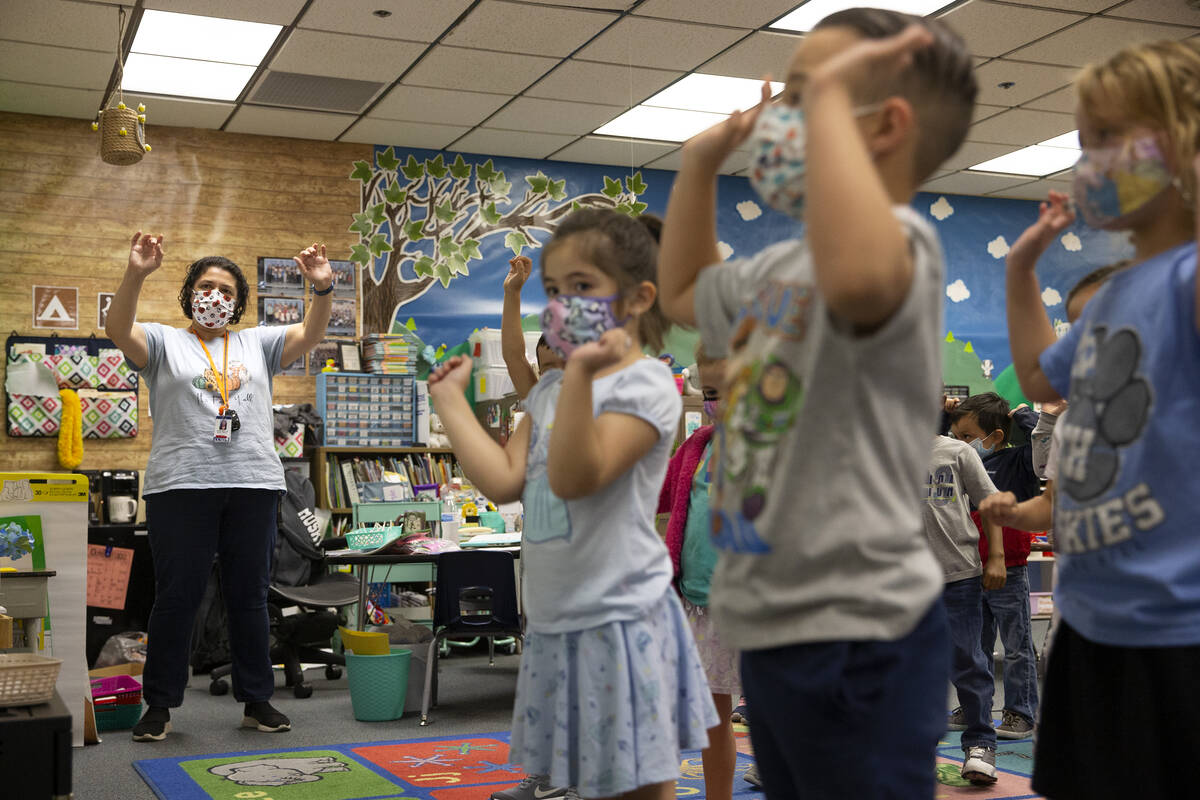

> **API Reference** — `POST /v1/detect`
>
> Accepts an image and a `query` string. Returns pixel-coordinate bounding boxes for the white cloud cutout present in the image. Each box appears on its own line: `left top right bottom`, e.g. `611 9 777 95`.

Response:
717 241 734 260
1054 319 1071 338
1042 287 1063 307
930 196 954 221
1060 232 1082 252
736 200 762 221
946 279 971 303
987 236 1010 259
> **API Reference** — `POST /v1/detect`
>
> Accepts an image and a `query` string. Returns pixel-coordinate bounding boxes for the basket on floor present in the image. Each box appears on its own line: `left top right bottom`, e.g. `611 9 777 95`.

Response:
91 673 144 730
0 653 62 707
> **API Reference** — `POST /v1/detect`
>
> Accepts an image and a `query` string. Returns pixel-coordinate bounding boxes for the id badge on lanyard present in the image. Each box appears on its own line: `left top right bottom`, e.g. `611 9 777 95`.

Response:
194 330 239 444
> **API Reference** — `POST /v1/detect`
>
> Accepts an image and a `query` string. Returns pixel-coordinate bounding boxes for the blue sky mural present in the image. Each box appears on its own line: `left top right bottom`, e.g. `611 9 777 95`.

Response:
352 144 1131 378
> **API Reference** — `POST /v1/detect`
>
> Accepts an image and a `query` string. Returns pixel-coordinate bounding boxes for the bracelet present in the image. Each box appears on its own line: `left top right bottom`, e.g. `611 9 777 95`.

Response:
312 283 334 296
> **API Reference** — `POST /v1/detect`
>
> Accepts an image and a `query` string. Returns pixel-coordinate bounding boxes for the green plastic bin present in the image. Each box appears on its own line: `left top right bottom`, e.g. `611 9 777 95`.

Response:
345 647 411 721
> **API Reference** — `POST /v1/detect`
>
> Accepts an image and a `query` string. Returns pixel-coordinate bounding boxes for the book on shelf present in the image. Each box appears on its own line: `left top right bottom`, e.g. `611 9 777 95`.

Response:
323 451 462 510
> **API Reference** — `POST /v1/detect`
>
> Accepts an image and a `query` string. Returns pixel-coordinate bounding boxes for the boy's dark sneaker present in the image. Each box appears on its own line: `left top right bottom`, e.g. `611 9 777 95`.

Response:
241 701 291 732
996 709 1034 739
132 706 171 742
946 706 967 731
490 775 570 800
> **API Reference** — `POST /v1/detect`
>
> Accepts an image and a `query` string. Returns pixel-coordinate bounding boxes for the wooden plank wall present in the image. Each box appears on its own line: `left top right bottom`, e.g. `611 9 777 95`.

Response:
0 111 369 473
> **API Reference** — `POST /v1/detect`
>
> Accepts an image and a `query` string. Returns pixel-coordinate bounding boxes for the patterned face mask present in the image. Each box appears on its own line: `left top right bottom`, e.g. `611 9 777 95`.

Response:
1072 134 1176 229
539 293 624 359
748 101 882 220
191 288 236 329
703 399 720 419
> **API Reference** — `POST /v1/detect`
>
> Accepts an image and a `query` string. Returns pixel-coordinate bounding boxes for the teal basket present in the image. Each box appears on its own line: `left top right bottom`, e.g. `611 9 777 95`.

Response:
96 701 143 731
345 647 411 722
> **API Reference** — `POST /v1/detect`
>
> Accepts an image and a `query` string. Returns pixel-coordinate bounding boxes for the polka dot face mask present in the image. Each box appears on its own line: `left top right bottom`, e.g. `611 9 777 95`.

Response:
191 288 236 329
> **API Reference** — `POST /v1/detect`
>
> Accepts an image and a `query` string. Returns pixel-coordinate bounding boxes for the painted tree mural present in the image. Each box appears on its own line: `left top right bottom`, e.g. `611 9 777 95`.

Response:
348 146 650 334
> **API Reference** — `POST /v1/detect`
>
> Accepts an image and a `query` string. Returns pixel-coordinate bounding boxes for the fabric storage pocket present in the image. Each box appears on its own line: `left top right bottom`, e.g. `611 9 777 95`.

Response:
45 353 100 389
7 394 62 437
79 390 138 438
96 353 137 390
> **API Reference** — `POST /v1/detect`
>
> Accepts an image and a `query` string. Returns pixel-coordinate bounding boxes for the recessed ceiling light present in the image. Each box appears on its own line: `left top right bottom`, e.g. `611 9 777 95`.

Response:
969 144 1080 177
1039 130 1080 149
644 74 785 115
594 106 730 143
130 10 281 65
771 0 956 33
122 53 258 102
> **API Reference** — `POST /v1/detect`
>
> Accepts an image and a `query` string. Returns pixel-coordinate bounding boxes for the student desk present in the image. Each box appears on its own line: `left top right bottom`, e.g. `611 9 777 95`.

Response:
323 547 521 630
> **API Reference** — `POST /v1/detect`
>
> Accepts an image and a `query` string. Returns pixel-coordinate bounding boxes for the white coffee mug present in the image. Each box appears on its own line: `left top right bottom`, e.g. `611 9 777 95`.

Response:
108 495 137 523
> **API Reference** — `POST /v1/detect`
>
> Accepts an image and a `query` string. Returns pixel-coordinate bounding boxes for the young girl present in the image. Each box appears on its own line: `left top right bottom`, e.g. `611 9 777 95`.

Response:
502 254 563 399
1004 39 1199 799
429 209 717 800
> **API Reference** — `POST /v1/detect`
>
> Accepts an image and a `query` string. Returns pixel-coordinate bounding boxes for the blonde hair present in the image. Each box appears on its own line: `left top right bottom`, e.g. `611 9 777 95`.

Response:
1076 38 1200 203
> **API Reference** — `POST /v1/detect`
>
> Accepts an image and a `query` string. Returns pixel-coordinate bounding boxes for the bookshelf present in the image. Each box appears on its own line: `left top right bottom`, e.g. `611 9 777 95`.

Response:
310 446 460 516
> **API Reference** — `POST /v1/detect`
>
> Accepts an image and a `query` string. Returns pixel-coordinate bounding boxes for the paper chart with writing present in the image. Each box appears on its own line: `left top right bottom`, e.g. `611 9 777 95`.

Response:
86 543 133 609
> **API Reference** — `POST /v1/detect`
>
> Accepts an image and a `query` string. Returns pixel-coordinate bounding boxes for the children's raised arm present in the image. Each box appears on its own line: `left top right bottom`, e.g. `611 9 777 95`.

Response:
428 356 528 503
803 26 932 330
1006 192 1073 402
1193 153 1200 333
502 256 538 398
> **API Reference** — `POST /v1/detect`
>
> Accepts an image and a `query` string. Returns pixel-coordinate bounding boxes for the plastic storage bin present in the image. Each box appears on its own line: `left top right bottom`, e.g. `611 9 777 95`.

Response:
473 367 515 401
91 673 144 731
0 574 50 618
468 328 505 368
345 647 411 721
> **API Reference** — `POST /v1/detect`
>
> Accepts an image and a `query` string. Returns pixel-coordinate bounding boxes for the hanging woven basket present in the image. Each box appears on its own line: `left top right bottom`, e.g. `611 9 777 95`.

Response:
99 104 144 165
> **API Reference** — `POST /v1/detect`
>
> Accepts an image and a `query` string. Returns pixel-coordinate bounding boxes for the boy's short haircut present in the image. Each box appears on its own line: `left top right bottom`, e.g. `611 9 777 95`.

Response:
1066 260 1133 308
950 392 1012 442
814 8 977 182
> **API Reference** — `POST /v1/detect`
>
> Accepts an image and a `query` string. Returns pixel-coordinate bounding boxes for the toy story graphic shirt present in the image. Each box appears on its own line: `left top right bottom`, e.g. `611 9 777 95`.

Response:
1039 241 1200 647
693 206 946 650
129 322 289 495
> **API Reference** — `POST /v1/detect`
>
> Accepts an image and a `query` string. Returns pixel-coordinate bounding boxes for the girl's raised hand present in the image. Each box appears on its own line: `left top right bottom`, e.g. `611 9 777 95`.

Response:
427 355 473 393
127 230 165 277
569 328 633 374
1009 190 1075 270
683 79 772 173
505 255 532 294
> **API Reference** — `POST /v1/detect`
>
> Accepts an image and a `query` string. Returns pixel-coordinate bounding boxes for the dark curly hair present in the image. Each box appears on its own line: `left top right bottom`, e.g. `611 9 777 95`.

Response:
542 209 670 352
178 256 249 325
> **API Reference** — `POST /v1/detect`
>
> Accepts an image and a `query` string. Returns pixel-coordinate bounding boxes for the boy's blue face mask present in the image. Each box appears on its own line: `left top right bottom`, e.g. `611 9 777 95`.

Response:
969 436 995 458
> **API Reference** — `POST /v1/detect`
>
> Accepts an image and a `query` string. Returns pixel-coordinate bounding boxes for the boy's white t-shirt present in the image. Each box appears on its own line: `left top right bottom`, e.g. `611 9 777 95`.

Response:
693 205 946 650
520 358 681 634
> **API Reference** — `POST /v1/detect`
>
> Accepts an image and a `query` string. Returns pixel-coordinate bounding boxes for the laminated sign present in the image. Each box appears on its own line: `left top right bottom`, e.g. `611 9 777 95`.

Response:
32 286 79 330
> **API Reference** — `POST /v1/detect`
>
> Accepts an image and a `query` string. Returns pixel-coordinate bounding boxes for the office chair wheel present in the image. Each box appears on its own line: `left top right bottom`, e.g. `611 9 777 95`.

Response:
293 683 314 699
325 666 342 680
209 678 229 696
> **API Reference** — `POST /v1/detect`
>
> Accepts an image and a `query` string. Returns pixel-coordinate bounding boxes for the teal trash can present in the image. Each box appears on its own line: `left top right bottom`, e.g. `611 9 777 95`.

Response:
345 647 411 721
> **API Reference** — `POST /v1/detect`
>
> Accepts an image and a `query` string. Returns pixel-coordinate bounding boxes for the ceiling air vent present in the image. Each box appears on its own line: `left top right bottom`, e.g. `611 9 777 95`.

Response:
251 71 384 113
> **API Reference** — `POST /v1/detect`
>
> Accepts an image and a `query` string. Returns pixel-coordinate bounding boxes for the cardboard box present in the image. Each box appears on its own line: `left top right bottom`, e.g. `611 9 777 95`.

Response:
0 614 11 648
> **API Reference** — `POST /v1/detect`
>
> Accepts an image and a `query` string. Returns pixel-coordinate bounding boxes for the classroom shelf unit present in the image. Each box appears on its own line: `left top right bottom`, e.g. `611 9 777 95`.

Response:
310 445 459 520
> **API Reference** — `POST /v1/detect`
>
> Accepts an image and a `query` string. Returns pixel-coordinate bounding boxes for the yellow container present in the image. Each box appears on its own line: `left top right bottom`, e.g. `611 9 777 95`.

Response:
338 626 390 655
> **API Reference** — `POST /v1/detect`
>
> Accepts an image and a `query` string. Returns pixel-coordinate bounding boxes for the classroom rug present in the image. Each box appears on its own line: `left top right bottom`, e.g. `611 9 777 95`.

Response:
134 728 1043 800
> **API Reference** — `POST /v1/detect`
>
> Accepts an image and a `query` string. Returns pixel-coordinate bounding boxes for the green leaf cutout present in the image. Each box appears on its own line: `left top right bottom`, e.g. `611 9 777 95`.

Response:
438 236 460 259
368 203 386 225
349 244 371 265
405 317 418 331
401 155 425 181
349 212 373 236
368 233 393 257
630 200 648 216
625 171 647 195
403 220 426 242
413 256 435 278
480 201 502 225
547 178 566 200
459 238 482 261
349 160 372 183
449 154 472 180
376 147 400 172
384 181 407 205
448 255 469 276
525 170 549 194
425 154 448 179
476 159 498 183
505 231 527 255
434 262 453 288
602 176 623 197
434 199 456 223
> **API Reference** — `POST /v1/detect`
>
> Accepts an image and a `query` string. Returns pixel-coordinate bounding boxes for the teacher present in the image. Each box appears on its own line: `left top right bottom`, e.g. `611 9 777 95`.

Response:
105 231 334 742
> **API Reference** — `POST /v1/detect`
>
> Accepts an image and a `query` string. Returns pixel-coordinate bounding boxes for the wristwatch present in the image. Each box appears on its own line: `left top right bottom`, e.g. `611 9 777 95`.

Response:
312 283 334 296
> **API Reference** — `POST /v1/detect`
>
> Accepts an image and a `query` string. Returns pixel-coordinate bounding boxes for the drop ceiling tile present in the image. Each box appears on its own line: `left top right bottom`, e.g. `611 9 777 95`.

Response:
340 118 470 148
1010 18 1192 67
0 81 102 120
535 0 633 7
144 0 306 24
575 17 746 71
225 106 356 139
697 31 801 81
298 0 473 41
132 96 234 128
1046 169 1074 183
969 108 1076 146
986 178 1066 201
2 0 120 51
941 141 1022 172
633 0 799 29
269 30 424 82
1022 84 1077 113
940 1 1084 58
404 47 558 94
974 60 1077 106
1019 0 1112 11
547 135 677 168
0 43 114 91
922 171 1034 197
484 97 624 136
370 85 512 126
1104 0 1200 26
972 103 1008 124
444 1 618 57
644 146 750 175
526 60 682 106
451 128 578 160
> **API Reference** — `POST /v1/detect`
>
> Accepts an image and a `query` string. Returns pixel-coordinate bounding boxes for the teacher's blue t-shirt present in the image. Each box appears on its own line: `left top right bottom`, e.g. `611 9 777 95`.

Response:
1039 241 1200 647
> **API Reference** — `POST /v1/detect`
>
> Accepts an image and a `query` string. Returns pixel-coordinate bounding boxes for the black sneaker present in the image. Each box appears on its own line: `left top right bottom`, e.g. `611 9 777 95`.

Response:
132 706 171 742
490 775 569 800
241 701 291 732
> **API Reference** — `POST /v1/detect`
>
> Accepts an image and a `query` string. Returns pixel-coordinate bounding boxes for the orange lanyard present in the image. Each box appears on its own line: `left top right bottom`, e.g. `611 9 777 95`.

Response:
193 330 230 413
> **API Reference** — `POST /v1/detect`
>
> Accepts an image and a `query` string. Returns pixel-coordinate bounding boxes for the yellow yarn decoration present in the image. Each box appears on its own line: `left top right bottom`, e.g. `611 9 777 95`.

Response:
119 128 128 136
57 389 83 469
117 102 126 109
137 103 145 113
144 144 152 152
91 121 98 131
137 114 145 122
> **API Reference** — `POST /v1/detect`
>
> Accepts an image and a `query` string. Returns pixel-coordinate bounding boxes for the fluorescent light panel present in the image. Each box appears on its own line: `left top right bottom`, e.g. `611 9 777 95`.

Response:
644 74 785 115
968 130 1080 176
772 0 955 33
594 106 730 143
123 10 281 101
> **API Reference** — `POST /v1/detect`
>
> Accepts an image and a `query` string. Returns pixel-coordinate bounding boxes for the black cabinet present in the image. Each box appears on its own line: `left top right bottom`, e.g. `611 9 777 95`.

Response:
0 691 72 799
86 524 155 668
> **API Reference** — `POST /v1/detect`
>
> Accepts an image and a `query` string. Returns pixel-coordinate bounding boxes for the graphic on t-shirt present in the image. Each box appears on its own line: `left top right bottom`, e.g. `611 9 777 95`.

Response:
191 363 248 398
926 465 957 507
522 408 572 545
1055 324 1165 553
